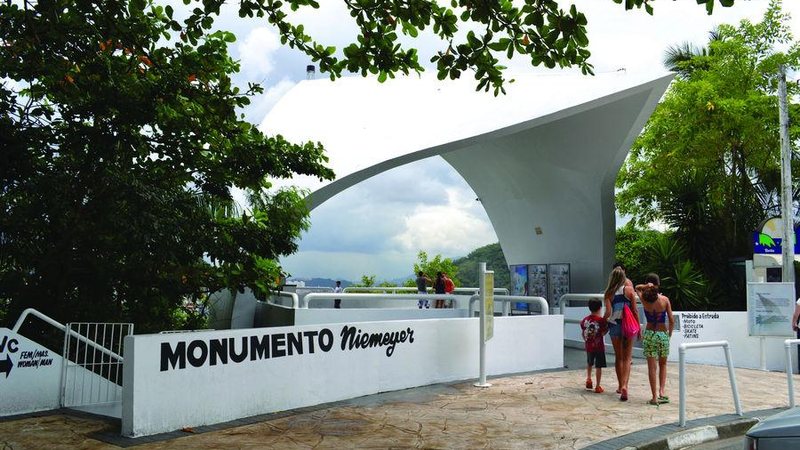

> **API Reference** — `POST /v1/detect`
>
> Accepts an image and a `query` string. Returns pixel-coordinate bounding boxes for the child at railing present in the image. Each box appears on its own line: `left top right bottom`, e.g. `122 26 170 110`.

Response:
581 298 608 393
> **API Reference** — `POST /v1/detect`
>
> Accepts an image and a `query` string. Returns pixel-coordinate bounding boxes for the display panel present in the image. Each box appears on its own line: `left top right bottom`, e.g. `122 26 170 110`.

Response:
511 265 528 296
548 263 570 304
527 264 548 298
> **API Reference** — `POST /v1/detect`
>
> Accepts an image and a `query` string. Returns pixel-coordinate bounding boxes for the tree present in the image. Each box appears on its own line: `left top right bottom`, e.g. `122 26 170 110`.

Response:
0 1 333 330
0 0 738 330
616 0 800 308
357 275 377 287
193 0 733 95
411 251 460 287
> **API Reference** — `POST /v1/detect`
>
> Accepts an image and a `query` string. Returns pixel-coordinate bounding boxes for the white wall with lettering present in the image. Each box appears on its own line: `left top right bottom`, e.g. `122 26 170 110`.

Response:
122 315 563 437
0 328 62 416
668 312 789 370
562 308 791 370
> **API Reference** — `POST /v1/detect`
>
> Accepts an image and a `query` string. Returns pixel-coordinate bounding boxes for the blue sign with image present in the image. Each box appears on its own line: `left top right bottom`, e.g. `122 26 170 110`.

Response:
753 231 800 254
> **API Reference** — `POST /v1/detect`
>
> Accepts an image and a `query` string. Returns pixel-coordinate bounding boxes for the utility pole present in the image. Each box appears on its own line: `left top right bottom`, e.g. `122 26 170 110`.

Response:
779 65 795 283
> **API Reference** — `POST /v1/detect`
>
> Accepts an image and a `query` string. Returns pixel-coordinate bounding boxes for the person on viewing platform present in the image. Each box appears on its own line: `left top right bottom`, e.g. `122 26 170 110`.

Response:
580 298 608 394
636 276 674 406
416 271 431 309
444 272 455 308
603 266 639 402
333 280 343 309
434 271 447 308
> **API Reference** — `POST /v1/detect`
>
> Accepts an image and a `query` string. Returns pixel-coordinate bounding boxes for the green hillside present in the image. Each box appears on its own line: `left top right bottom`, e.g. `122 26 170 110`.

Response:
453 243 510 290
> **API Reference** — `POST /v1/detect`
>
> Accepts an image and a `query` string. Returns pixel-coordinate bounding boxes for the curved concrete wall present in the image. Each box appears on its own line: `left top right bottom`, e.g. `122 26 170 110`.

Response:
261 72 674 293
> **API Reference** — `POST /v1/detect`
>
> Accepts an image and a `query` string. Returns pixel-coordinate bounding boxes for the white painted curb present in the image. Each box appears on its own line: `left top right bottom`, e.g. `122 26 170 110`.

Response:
666 425 719 449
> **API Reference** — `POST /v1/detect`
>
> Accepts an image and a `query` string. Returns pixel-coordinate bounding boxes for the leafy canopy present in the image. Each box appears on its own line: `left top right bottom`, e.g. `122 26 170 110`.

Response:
201 0 736 95
406 251 460 287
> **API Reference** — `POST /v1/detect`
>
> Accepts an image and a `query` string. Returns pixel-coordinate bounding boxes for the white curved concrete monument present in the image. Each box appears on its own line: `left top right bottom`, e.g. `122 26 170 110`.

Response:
261 71 673 293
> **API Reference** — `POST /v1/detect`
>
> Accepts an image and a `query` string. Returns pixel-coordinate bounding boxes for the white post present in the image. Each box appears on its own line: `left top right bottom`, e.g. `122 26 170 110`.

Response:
760 336 767 371
779 65 795 283
475 262 491 388
723 343 743 417
679 345 687 426
678 341 740 426
786 340 797 408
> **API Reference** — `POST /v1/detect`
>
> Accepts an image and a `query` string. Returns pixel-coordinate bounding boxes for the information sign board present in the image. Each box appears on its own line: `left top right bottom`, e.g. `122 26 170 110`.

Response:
747 282 795 336
484 271 494 341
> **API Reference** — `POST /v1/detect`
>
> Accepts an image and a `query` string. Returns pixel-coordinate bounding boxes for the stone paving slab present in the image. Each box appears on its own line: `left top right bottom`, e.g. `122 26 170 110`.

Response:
1 362 797 449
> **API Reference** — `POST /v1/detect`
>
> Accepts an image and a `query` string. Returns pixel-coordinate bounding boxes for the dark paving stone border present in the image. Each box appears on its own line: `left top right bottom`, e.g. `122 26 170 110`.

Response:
582 407 787 450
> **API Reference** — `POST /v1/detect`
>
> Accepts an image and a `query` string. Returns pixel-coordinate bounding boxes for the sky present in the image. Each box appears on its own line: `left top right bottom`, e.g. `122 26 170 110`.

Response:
208 0 800 283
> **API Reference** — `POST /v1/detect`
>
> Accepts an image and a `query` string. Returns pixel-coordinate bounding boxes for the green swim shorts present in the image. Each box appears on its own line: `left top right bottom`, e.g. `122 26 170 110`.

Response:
642 329 670 358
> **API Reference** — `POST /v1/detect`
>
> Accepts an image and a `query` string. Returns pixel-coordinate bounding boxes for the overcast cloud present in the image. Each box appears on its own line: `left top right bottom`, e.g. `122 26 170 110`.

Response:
212 1 800 282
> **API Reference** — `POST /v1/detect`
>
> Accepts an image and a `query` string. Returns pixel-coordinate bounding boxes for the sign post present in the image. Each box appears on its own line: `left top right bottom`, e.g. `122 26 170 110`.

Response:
778 65 795 283
475 262 494 387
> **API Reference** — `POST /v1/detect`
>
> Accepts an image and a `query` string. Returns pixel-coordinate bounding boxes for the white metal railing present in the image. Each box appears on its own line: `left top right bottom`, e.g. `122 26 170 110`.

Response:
343 286 509 295
455 287 509 295
558 293 604 315
302 292 463 309
268 291 300 308
784 338 800 407
678 341 742 426
13 308 124 363
344 286 419 293
61 322 133 409
469 295 549 316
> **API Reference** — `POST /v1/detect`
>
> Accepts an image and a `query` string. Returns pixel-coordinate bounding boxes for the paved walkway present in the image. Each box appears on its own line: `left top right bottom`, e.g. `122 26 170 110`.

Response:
1 352 795 449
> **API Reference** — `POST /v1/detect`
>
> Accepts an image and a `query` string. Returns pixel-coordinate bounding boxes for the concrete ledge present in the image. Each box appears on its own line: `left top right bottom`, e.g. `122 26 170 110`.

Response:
716 418 761 439
666 425 718 448
617 418 760 450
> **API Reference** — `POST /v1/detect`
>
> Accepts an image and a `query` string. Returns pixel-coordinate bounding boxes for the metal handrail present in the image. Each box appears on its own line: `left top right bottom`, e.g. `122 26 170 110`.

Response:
12 308 124 362
302 292 463 309
557 293 604 314
269 291 300 309
469 295 549 316
343 286 509 295
678 341 742 426
344 287 422 294
454 287 509 295
784 338 800 407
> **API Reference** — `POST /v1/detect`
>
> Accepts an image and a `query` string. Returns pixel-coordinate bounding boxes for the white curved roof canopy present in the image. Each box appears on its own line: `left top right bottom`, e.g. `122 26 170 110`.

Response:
261 72 673 292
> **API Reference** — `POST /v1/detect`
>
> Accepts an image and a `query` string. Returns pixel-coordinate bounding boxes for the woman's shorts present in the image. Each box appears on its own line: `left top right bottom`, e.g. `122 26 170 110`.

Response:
608 321 622 338
643 329 670 358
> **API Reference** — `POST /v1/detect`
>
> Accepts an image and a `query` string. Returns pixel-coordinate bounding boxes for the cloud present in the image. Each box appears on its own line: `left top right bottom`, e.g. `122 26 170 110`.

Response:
244 77 296 125
237 27 281 78
393 186 496 258
280 157 498 280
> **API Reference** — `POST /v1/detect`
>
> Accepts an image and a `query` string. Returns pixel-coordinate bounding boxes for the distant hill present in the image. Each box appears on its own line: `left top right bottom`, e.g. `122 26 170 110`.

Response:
286 244 511 290
453 242 510 290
